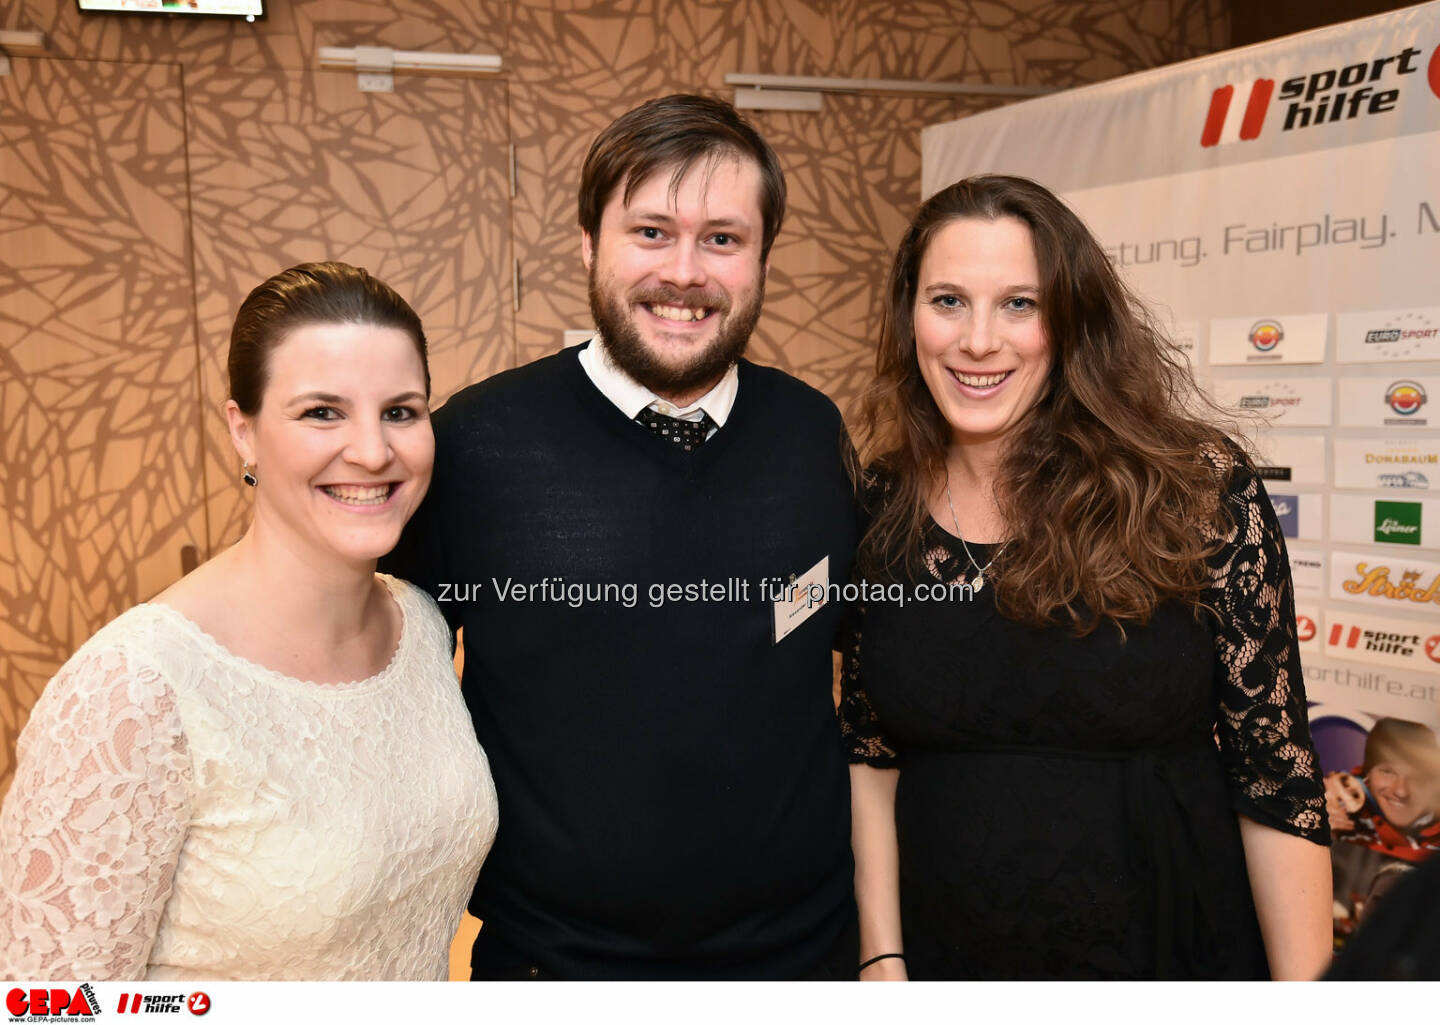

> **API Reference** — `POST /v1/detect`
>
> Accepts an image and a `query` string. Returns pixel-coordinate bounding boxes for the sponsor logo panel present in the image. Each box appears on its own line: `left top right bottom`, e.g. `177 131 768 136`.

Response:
1267 491 1323 541
1210 313 1326 365
1323 606 1440 674
1287 545 1325 591
1336 306 1440 363
1328 549 1440 609
1375 500 1423 545
1199 46 1429 149
1169 319 1201 371
1294 601 1320 653
1332 494 1437 551
1255 432 1327 485
114 991 210 1015
1210 376 1333 426
1333 438 1439 490
1337 373 1437 427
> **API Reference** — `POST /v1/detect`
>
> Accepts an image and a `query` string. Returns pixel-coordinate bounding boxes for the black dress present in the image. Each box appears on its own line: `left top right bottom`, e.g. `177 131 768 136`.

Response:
840 456 1329 979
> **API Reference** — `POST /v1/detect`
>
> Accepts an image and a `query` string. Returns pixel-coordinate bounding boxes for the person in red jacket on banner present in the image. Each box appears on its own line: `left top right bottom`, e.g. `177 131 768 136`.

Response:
1325 718 1440 861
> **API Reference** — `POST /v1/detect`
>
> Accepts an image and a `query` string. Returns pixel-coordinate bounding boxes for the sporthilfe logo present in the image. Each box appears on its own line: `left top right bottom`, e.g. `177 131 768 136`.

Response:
1200 45 1429 147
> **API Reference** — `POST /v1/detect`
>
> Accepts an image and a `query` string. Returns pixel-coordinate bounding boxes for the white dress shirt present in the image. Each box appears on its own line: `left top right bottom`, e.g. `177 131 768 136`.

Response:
577 333 738 438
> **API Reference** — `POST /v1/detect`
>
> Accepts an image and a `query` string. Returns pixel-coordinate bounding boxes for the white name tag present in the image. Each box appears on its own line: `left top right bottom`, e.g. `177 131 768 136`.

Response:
772 555 830 644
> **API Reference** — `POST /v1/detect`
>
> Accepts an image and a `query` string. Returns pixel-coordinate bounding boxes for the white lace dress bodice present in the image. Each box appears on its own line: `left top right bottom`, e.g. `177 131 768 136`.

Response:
0 575 497 980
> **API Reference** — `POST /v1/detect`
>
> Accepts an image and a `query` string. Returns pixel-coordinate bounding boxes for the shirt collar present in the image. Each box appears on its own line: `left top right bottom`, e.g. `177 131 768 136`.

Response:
577 333 739 425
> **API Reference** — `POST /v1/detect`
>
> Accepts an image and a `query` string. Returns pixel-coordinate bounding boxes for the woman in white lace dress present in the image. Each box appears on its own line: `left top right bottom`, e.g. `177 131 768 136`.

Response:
0 263 498 980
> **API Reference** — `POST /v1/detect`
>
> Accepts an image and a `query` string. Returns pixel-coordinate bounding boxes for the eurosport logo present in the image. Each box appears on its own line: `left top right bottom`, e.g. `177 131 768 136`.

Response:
5 986 100 1021
1387 380 1427 416
1248 319 1283 352
1200 43 1436 147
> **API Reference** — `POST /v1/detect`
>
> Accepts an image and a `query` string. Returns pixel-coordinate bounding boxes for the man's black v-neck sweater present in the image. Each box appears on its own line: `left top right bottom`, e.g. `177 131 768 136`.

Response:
382 345 859 979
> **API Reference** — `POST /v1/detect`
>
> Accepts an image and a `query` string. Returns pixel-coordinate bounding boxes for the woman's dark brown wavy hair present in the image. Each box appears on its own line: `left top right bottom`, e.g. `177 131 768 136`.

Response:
855 174 1237 635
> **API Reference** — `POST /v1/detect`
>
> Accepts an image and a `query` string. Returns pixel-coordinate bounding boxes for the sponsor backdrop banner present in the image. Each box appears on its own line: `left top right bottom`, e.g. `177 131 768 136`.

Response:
1336 373 1435 428
1211 376 1335 427
923 2 1440 950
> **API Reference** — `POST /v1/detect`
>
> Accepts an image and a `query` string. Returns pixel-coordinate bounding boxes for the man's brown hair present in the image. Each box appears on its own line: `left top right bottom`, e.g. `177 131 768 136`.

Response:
577 94 787 262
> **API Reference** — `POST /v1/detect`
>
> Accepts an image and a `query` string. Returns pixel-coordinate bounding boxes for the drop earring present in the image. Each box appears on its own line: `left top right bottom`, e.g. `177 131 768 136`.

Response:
242 462 258 487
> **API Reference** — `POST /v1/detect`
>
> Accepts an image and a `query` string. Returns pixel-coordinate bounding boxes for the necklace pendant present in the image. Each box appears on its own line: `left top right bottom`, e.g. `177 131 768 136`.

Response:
971 571 984 593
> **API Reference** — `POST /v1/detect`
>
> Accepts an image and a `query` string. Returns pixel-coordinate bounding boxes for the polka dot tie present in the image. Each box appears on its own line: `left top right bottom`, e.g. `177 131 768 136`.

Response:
635 407 716 452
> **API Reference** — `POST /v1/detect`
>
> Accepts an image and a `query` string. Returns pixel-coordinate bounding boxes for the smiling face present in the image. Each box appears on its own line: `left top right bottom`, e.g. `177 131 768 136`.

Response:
913 216 1052 458
582 154 766 406
1367 756 1433 829
228 321 434 570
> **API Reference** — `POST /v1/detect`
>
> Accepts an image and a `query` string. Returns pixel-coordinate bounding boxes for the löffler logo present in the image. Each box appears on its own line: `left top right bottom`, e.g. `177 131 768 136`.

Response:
1249 319 1283 352
1200 44 1431 147
1296 615 1317 642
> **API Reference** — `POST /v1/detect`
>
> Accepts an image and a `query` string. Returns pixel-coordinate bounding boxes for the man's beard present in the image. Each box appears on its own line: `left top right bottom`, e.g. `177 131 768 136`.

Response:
588 269 763 400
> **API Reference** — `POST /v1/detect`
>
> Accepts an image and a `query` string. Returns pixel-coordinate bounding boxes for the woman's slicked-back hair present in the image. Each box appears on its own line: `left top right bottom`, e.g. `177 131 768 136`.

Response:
577 93 786 262
856 175 1238 634
228 262 429 415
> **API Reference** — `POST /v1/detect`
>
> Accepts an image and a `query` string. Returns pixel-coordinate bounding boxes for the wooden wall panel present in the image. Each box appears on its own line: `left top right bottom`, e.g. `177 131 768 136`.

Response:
182 68 513 549
0 57 204 792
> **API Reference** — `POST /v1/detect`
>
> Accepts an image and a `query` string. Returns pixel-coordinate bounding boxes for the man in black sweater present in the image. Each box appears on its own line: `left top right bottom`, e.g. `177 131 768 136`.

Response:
383 94 858 979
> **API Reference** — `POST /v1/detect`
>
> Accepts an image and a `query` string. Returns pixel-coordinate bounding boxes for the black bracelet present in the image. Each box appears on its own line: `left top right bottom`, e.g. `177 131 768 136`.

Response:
858 952 905 972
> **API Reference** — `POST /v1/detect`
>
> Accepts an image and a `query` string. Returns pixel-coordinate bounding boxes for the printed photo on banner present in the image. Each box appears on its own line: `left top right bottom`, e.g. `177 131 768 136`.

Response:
1333 437 1439 491
1336 374 1435 428
1311 712 1440 949
1209 312 1327 365
1330 493 1437 550
1336 305 1440 363
1209 375 1334 426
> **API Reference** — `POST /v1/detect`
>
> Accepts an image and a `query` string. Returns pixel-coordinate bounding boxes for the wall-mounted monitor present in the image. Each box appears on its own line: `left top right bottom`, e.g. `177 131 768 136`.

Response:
76 1 265 19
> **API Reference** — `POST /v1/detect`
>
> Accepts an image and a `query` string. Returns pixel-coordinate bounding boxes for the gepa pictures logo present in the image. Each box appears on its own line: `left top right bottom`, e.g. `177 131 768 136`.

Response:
1199 44 1430 147
6 986 99 1020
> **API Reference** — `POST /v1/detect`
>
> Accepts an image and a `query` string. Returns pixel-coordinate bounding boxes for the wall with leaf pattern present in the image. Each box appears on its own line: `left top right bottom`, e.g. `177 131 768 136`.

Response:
0 0 1228 796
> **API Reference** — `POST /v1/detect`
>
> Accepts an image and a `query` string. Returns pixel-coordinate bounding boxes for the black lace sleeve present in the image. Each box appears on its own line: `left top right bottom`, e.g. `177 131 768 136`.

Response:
1203 444 1329 845
839 600 901 768
837 467 901 768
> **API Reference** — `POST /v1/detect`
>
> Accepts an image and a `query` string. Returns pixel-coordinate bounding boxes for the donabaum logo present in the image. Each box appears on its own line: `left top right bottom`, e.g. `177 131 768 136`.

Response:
1201 78 1275 146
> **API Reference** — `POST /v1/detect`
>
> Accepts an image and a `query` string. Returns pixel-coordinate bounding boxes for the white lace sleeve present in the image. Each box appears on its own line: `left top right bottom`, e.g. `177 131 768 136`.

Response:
0 641 192 980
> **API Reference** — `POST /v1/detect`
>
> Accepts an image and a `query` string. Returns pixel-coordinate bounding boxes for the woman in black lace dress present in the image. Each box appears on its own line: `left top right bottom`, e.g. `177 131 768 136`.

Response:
843 175 1332 980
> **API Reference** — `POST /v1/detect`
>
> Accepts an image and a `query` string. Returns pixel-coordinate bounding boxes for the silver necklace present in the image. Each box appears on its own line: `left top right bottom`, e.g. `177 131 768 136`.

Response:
944 469 1008 594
